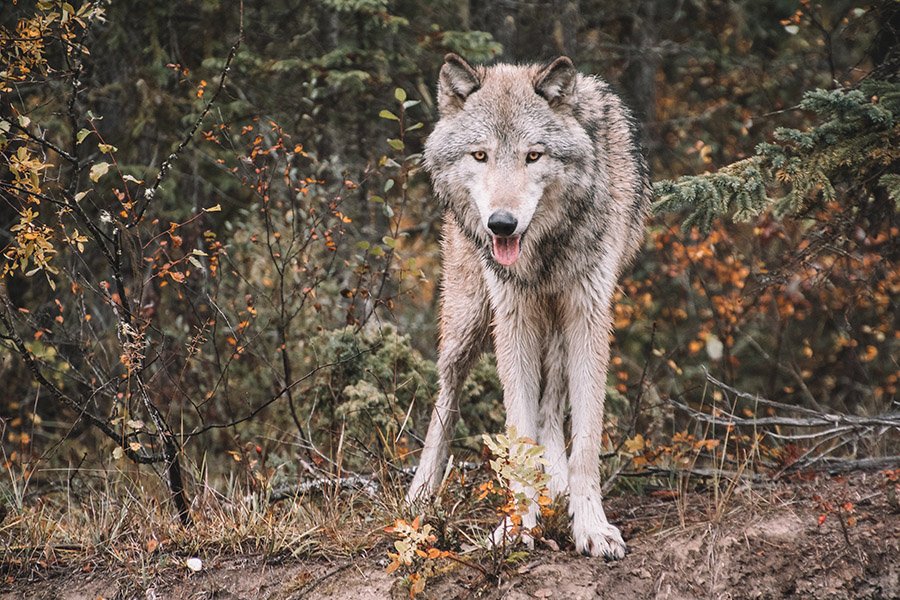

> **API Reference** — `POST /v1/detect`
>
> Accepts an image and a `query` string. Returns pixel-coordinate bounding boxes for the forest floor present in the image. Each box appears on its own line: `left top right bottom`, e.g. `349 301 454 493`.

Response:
2 471 898 600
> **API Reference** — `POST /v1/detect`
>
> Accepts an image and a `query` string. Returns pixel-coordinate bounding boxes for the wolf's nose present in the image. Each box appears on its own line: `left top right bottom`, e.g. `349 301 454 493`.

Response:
488 211 518 236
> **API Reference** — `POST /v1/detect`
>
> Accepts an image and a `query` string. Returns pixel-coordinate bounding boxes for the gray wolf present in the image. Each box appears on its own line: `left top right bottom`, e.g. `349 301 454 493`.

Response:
407 54 650 559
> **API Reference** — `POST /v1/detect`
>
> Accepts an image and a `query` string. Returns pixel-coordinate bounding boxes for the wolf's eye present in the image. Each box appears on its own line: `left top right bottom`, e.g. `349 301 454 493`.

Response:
472 151 487 162
526 151 543 163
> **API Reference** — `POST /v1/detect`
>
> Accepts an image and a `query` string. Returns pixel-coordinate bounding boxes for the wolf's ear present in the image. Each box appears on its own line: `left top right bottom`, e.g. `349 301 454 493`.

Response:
438 53 481 115
534 57 576 107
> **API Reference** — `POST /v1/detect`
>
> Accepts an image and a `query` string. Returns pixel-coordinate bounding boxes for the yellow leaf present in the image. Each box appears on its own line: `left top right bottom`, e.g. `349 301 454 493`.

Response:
89 162 110 182
624 434 646 454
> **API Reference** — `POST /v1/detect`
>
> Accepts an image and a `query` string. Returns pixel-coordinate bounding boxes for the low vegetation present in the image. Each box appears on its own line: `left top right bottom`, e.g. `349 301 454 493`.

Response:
1 1 897 597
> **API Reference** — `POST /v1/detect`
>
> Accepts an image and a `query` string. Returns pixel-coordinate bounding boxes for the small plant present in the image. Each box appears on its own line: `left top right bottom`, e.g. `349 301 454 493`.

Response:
384 516 454 597
479 427 554 548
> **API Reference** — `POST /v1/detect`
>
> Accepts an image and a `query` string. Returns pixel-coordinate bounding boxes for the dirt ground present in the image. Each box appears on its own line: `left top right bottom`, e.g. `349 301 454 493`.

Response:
2 472 898 600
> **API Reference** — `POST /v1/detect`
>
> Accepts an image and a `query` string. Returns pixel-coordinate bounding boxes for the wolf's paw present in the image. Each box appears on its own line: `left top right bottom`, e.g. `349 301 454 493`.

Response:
569 494 626 560
487 517 535 550
572 520 626 560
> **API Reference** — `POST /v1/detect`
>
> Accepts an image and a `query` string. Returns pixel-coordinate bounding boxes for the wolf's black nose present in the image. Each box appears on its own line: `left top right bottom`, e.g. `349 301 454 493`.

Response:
488 211 518 236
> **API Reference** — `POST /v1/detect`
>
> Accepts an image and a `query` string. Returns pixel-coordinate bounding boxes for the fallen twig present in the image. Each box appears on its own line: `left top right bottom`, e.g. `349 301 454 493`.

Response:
668 372 900 430
664 372 900 475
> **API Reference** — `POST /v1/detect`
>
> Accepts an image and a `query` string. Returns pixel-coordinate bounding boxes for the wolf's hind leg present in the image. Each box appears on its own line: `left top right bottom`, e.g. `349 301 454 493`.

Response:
406 228 490 506
539 320 569 499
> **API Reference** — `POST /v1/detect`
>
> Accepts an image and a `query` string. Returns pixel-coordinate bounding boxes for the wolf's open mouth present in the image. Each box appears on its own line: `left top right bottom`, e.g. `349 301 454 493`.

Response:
492 235 521 266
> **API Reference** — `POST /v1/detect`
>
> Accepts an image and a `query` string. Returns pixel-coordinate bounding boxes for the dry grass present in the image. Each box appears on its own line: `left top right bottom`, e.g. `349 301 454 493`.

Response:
1 461 390 582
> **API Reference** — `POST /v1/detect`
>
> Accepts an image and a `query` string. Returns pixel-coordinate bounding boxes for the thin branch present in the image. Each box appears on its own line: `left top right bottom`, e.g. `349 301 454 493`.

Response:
0 297 164 464
185 345 377 438
669 391 899 430
7 120 79 164
132 0 244 226
702 372 900 428
805 455 900 473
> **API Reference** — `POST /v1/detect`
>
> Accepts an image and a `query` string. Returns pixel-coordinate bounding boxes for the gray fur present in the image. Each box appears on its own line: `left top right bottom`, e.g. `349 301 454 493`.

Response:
408 54 651 560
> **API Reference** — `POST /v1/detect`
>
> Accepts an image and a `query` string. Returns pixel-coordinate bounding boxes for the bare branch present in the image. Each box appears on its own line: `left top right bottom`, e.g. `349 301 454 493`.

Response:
699 371 900 428
0 296 164 465
132 0 244 226
7 120 79 164
185 345 377 438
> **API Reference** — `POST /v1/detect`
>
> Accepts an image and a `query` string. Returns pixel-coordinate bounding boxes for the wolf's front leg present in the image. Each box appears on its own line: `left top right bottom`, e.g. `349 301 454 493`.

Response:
561 286 626 560
407 227 490 506
487 281 545 543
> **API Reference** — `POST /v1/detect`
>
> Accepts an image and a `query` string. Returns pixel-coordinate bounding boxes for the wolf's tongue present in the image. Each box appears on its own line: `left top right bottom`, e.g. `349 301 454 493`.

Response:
492 235 521 266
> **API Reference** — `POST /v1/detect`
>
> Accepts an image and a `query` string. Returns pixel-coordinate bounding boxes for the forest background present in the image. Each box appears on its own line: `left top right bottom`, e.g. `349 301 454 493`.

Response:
0 0 897 595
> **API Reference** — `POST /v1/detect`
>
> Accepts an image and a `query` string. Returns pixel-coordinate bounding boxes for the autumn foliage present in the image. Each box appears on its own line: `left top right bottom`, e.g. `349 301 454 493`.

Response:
0 0 897 589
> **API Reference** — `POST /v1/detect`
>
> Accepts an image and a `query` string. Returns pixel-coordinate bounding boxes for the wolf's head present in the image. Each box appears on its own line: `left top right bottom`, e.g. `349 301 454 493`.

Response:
424 54 594 268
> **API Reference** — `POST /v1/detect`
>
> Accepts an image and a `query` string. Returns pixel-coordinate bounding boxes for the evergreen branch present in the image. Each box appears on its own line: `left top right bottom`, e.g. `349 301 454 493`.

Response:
653 80 900 231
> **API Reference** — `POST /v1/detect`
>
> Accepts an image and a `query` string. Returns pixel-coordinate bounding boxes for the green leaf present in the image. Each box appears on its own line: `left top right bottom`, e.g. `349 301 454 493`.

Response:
387 138 404 151
407 122 424 131
505 551 530 563
382 236 396 249
98 143 117 154
76 129 91 144
383 179 395 193
89 162 110 182
379 109 399 121
394 88 407 102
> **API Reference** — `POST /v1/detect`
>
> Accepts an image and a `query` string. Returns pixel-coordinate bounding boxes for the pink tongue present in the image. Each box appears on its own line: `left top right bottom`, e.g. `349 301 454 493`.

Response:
492 235 521 266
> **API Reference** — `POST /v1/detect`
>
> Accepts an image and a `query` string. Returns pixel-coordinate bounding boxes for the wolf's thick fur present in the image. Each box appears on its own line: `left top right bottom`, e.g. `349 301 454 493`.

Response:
407 54 650 559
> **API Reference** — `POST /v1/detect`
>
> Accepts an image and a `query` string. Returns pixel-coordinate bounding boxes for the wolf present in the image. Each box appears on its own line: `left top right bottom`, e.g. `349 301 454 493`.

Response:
406 53 650 559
